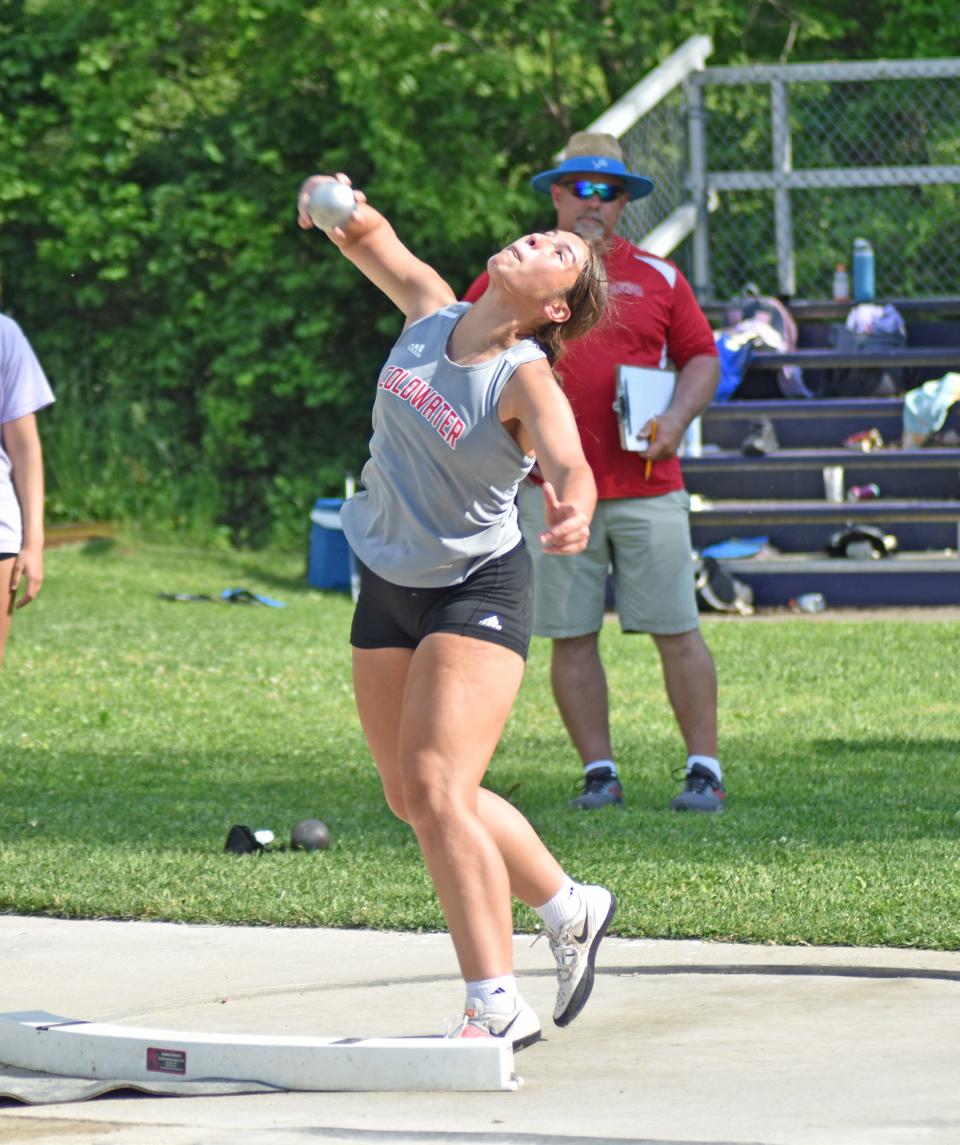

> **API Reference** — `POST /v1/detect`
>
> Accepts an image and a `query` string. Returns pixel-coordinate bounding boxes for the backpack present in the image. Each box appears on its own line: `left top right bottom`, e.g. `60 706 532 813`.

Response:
695 557 755 615
224 824 264 854
827 304 908 397
715 289 812 400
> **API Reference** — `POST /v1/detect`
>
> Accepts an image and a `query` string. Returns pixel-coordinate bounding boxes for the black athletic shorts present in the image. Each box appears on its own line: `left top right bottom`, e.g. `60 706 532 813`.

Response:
350 542 533 660
0 553 17 562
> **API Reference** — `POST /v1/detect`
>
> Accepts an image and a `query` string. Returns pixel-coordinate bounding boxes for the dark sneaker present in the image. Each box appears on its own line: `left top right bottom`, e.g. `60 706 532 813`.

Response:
669 763 726 812
741 416 779 456
569 767 623 810
446 997 542 1052
549 885 616 1027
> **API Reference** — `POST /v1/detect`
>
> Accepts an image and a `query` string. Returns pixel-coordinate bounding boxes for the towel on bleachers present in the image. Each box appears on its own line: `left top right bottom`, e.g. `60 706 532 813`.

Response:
902 372 960 445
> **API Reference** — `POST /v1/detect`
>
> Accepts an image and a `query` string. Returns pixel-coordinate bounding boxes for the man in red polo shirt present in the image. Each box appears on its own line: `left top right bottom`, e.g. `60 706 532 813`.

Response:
464 131 725 812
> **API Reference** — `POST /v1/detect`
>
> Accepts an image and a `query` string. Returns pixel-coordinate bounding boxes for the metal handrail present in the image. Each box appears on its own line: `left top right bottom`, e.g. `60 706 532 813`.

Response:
749 348 960 370
703 297 960 321
576 35 714 148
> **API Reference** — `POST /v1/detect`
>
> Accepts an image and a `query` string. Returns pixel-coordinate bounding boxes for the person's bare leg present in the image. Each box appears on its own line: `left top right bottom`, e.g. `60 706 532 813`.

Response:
650 629 718 757
352 646 566 910
351 644 415 818
353 639 613 1028
477 788 565 905
400 634 525 979
355 634 529 980
549 632 612 764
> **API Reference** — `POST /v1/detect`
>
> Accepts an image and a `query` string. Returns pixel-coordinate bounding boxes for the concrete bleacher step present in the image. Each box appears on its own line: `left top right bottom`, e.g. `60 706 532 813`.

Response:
682 447 960 501
701 397 960 450
690 498 960 554
718 551 960 608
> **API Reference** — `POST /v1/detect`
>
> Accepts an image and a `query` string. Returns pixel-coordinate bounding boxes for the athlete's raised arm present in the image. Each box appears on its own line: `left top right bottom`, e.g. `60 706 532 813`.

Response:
297 174 454 329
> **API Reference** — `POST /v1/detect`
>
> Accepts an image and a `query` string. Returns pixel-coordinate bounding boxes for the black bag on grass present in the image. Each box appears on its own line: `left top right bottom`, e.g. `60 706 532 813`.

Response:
695 557 755 616
225 824 264 854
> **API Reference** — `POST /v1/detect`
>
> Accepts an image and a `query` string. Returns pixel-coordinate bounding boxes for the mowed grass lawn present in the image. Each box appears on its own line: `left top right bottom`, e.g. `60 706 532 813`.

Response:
1 536 957 949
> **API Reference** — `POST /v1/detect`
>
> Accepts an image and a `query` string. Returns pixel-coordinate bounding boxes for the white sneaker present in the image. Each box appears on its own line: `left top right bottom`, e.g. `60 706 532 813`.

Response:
549 884 616 1027
446 996 542 1052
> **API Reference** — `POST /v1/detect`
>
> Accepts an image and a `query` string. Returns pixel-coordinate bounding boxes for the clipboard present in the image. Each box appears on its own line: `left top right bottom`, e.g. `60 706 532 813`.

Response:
612 366 676 452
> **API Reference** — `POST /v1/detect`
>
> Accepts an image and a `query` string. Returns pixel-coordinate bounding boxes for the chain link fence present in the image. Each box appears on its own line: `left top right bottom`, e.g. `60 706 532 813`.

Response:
607 49 960 303
616 87 689 253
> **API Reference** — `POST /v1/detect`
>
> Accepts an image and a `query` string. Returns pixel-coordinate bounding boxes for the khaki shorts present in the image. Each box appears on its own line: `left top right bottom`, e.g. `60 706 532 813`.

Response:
517 481 700 638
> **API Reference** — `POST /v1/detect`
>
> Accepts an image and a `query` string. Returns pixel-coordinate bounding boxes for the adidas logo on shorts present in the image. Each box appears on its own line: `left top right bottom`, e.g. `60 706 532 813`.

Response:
477 614 503 632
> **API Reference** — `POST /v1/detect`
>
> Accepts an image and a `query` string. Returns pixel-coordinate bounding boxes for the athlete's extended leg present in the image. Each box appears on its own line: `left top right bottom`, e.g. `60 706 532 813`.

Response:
355 633 523 981
353 636 614 1029
353 643 567 909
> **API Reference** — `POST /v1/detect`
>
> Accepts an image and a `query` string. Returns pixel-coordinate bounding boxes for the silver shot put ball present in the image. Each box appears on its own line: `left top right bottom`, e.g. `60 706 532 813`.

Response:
307 182 357 229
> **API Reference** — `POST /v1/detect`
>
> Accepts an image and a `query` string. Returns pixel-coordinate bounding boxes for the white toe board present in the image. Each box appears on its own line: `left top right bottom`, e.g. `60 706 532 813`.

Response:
0 1011 519 1092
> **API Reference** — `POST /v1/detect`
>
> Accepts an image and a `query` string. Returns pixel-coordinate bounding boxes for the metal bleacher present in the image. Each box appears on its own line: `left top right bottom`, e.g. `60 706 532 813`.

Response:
688 304 960 607
582 40 960 608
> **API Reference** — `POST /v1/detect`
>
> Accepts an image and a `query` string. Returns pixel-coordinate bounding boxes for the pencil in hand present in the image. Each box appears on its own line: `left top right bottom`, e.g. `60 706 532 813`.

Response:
644 419 657 479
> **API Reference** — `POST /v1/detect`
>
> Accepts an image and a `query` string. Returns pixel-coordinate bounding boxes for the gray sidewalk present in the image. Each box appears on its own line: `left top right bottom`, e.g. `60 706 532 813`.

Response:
1 914 959 1145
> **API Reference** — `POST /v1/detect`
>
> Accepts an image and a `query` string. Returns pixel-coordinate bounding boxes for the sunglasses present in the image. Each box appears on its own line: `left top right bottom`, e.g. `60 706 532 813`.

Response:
560 180 625 202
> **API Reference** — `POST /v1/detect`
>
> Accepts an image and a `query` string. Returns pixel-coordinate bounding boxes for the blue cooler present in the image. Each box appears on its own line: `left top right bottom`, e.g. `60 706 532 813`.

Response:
307 498 352 592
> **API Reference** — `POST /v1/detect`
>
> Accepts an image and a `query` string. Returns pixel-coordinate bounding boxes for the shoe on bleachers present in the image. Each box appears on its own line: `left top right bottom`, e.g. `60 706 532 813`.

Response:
741 416 779 456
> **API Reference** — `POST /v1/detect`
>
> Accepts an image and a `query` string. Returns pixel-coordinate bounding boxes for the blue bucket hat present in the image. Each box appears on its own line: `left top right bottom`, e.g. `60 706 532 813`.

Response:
531 131 654 201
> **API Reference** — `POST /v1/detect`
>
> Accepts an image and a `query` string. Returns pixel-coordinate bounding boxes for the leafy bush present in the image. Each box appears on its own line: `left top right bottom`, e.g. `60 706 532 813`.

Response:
2 0 957 542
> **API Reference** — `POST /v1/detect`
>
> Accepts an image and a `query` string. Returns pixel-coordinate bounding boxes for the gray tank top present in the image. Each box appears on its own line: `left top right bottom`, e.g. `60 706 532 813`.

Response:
341 302 543 587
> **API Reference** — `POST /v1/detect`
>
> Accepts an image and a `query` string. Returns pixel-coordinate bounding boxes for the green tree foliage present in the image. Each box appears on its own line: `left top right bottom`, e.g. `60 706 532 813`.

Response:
1 0 957 542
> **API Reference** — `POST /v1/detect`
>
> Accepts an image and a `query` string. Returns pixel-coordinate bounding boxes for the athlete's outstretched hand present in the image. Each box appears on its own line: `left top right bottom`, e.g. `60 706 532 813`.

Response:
538 481 591 555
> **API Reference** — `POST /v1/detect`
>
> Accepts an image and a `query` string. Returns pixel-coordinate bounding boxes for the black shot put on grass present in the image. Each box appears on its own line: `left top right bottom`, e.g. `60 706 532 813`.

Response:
290 818 331 852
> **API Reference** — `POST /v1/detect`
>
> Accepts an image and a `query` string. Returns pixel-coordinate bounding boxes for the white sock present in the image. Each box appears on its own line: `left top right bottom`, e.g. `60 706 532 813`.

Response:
534 876 583 936
687 755 722 782
464 974 518 1014
584 759 617 777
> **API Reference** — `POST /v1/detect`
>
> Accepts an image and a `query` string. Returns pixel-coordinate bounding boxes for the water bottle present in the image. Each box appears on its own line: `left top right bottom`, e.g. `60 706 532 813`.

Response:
832 262 850 302
852 238 875 302
682 415 702 458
